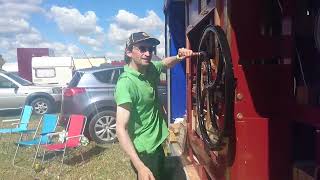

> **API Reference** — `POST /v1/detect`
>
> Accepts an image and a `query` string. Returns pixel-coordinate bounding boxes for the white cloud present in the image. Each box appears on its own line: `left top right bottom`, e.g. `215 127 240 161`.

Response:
15 28 42 45
107 10 165 58
0 1 44 19
0 38 10 48
49 6 106 50
0 1 45 62
79 36 102 48
0 3 165 63
0 0 43 35
0 24 81 60
107 24 137 45
50 6 102 35
0 26 81 62
0 18 30 35
105 51 124 61
114 10 163 31
114 10 140 30
40 42 82 57
0 32 82 62
156 32 165 58
0 3 93 62
139 11 164 31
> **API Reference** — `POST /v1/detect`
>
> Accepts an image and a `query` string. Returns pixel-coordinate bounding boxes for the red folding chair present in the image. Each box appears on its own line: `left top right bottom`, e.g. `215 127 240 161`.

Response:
37 114 87 170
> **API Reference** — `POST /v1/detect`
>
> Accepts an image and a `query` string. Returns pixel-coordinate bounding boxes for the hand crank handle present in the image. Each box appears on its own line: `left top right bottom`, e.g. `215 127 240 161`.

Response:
192 51 206 56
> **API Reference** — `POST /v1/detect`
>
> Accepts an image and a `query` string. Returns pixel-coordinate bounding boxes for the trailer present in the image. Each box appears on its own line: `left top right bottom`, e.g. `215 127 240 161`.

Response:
32 56 107 86
32 56 73 86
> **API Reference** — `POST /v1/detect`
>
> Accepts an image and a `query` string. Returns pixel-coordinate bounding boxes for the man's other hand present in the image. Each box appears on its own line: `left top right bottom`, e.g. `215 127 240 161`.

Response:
137 165 155 180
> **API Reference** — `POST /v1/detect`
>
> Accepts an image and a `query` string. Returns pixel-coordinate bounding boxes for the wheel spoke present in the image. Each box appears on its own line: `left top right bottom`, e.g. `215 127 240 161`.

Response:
95 124 104 128
109 124 116 129
96 120 104 126
108 130 116 139
96 129 105 135
106 130 111 139
107 117 115 125
99 129 108 138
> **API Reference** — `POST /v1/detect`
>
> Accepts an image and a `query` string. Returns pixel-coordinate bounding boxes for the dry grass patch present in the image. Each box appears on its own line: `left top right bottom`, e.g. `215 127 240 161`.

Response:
0 113 136 180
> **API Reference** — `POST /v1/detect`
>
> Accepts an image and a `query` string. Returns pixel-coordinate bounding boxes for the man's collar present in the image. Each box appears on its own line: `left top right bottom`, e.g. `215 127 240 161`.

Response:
124 65 143 78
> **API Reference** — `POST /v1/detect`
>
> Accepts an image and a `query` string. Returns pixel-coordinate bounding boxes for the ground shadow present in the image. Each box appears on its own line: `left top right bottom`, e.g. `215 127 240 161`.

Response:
63 145 108 165
0 109 21 118
163 156 187 180
34 144 107 165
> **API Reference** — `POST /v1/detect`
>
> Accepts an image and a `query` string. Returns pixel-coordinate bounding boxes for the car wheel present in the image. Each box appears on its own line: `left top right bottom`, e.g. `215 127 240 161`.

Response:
89 110 117 144
30 97 53 115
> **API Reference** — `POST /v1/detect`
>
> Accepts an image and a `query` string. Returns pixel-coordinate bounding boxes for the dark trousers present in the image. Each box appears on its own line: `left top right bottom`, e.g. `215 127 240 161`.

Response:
132 146 165 180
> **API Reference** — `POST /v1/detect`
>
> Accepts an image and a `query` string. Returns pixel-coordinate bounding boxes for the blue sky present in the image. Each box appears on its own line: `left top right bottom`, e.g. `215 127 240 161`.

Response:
0 0 166 63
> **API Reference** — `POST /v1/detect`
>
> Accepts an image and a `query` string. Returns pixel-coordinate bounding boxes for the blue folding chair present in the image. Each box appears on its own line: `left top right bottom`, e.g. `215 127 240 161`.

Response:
12 114 58 167
0 105 33 134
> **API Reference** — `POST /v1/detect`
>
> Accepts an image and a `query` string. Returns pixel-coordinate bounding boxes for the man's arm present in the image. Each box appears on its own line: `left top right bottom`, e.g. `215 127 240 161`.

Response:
116 103 155 180
162 48 193 69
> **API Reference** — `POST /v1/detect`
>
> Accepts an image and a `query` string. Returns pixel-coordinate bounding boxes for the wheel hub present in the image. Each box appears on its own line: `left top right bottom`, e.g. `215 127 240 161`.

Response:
35 101 48 114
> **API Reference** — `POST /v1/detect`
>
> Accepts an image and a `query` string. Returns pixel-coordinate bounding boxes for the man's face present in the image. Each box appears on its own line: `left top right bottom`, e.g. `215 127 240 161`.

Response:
127 42 154 67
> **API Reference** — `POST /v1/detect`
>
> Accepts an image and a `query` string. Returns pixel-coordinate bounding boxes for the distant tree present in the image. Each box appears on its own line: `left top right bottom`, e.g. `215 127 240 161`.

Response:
0 55 5 69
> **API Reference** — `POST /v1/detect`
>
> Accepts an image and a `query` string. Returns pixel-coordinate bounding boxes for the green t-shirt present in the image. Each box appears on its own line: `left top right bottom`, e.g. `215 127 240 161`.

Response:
114 61 169 153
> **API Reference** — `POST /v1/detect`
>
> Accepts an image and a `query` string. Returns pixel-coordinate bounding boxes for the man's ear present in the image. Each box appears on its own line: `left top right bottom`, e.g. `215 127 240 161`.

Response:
126 49 132 58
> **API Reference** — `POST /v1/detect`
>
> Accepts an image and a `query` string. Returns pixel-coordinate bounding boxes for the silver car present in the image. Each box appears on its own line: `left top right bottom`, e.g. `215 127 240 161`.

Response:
0 70 62 114
60 65 167 144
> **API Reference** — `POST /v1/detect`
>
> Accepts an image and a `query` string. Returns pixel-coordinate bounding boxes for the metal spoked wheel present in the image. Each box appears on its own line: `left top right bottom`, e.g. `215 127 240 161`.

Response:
315 8 320 53
31 97 52 115
95 116 116 140
196 25 235 151
89 110 117 144
34 101 48 114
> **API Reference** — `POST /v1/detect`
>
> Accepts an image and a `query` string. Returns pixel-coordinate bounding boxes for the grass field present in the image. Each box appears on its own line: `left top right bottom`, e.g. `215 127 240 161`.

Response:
0 111 136 180
0 111 187 180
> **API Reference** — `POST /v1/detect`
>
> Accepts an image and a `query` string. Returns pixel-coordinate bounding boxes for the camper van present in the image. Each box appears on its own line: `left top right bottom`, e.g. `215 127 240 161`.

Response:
32 56 73 86
32 56 107 86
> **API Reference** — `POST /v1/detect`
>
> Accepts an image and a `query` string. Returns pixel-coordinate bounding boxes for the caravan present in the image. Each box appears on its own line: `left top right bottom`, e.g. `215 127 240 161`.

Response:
32 57 73 86
31 56 107 86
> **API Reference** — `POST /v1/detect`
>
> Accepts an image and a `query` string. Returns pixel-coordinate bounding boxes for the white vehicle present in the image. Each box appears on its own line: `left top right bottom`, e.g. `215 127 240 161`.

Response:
32 56 107 86
32 56 73 86
0 70 62 114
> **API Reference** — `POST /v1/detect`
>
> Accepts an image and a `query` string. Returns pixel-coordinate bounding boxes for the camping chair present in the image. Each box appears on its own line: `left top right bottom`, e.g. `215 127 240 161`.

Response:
12 114 59 167
0 105 33 135
38 114 87 170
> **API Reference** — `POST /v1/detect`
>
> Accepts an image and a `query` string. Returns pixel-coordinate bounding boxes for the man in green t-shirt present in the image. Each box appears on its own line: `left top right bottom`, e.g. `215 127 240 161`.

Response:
115 32 193 180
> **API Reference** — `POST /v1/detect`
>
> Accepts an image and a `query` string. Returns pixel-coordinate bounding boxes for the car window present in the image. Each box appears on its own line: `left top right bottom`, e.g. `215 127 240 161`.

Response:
93 69 114 84
112 68 123 84
69 72 84 87
5 72 32 86
35 68 56 78
0 75 16 88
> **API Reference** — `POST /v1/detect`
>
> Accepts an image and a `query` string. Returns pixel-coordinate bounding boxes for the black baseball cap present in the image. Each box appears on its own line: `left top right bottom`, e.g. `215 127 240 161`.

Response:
126 32 160 47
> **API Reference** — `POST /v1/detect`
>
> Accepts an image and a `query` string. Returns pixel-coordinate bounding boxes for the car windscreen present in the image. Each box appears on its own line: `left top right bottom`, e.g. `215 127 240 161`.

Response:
69 71 84 87
5 72 33 86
